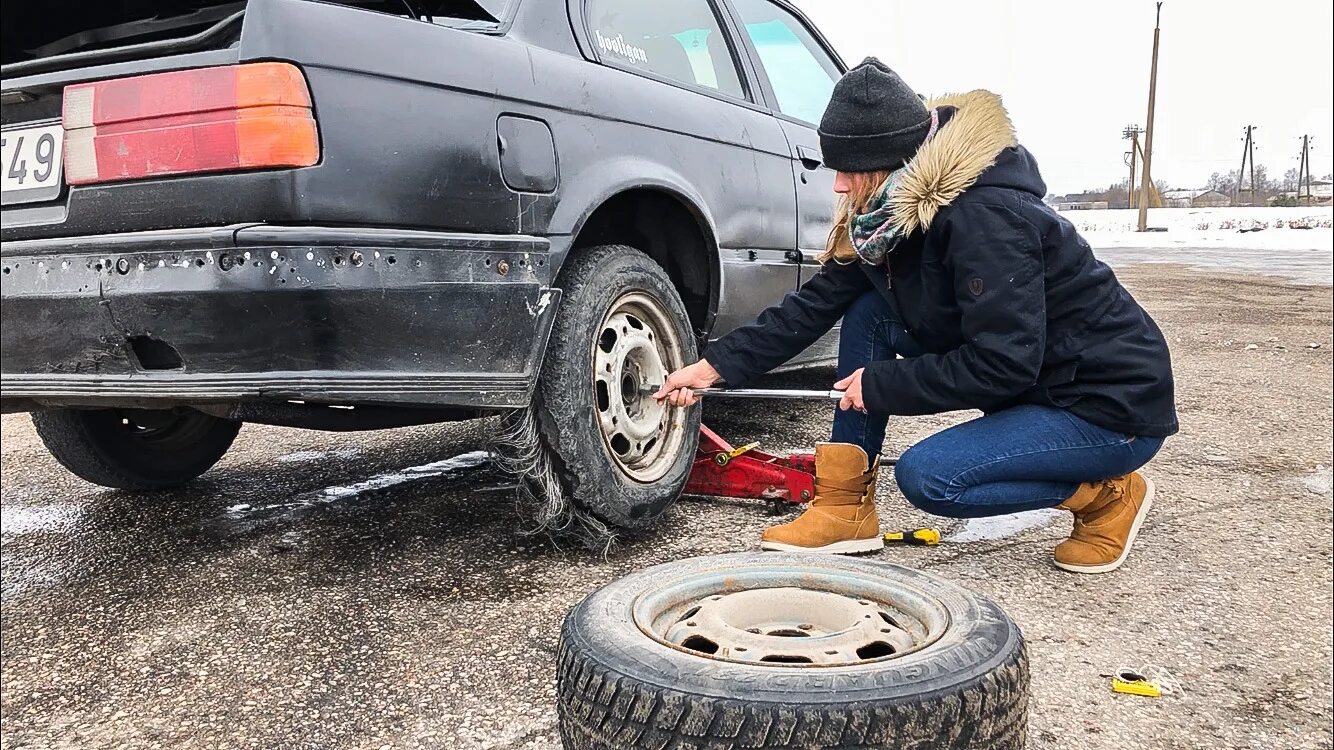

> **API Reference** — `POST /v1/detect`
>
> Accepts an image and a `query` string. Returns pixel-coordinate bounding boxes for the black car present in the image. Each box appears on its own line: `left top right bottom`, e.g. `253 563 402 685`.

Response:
1 0 847 528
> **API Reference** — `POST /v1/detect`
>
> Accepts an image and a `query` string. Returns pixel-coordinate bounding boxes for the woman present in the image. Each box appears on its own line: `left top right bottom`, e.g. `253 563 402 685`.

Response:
654 59 1177 573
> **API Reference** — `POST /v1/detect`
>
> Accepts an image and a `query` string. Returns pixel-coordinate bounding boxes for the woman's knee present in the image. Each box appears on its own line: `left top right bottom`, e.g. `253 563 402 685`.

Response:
894 445 958 515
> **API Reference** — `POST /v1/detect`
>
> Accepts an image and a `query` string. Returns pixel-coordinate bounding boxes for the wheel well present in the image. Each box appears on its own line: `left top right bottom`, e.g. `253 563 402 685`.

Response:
570 189 717 337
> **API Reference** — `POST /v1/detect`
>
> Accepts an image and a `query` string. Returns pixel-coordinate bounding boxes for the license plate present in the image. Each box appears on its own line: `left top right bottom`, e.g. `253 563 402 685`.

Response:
1 123 64 206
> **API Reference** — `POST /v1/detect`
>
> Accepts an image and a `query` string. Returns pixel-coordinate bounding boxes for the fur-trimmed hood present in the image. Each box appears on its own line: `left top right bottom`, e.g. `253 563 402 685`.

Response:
887 90 1023 234
705 89 1178 440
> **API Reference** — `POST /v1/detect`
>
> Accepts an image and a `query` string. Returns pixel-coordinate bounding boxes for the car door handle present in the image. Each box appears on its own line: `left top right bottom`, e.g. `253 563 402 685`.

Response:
797 145 823 171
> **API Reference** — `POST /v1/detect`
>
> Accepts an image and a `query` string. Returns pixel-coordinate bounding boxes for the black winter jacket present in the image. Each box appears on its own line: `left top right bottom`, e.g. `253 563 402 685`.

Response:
705 91 1178 437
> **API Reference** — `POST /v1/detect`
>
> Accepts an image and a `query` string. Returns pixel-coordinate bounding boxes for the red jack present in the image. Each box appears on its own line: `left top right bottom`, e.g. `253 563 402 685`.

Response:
683 424 817 505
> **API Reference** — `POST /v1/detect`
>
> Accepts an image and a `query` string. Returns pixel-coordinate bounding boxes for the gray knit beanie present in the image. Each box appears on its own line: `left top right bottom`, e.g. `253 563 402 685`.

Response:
818 58 932 172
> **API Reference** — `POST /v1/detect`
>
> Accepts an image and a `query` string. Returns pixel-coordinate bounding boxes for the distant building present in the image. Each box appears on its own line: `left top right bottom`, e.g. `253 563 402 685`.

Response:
1053 200 1109 211
1191 189 1231 207
1272 180 1333 204
1161 189 1197 208
1161 188 1230 208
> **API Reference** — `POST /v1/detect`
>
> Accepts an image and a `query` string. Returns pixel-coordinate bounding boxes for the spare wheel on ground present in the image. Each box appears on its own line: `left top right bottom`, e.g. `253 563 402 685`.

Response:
556 552 1028 749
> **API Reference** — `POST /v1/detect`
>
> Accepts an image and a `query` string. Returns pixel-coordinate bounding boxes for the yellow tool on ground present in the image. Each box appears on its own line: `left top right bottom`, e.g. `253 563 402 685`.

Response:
1110 666 1180 698
883 528 941 545
1111 672 1161 698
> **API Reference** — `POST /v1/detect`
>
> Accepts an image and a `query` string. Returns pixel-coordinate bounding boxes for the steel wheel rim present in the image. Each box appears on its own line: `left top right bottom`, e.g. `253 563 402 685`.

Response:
591 291 687 483
633 567 949 667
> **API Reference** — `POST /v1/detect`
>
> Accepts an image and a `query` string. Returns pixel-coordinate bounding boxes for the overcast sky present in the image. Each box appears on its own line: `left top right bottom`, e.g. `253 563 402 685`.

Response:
791 0 1334 195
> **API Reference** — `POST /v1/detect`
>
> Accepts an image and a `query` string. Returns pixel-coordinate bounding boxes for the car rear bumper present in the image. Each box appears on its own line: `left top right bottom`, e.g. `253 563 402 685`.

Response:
0 224 560 412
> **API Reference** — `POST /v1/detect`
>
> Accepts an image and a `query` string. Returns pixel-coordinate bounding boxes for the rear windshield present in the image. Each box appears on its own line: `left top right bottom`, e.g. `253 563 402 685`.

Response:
1 0 512 67
333 0 512 30
2 1 244 66
407 0 512 29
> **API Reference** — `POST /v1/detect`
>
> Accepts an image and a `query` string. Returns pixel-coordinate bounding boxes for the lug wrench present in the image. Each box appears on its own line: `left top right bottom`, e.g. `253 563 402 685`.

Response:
643 385 846 401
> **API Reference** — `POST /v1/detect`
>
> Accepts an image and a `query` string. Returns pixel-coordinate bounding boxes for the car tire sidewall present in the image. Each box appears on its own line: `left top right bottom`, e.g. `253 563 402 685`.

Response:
536 245 701 529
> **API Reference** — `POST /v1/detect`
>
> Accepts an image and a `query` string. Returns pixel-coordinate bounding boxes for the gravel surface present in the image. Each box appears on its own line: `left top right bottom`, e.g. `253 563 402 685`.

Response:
2 264 1331 750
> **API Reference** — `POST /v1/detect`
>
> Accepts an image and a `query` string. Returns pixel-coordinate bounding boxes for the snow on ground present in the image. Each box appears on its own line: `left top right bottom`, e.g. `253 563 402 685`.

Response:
1062 207 1334 285
1 504 84 537
276 447 362 463
1063 206 1333 233
946 508 1065 543
1300 466 1333 496
223 450 493 519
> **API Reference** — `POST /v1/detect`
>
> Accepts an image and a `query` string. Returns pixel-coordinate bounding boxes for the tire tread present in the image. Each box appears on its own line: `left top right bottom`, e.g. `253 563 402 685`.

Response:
557 623 1029 750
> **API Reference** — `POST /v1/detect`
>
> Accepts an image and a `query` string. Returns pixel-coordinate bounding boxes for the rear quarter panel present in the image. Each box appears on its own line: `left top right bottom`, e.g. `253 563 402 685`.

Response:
241 0 794 284
5 0 800 342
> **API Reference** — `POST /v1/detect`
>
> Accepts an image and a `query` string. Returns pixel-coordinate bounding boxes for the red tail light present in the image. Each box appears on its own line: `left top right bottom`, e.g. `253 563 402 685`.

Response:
63 62 319 185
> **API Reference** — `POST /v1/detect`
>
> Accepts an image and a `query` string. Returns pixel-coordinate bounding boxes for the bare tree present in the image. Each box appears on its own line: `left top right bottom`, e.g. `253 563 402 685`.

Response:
1205 171 1235 195
1249 164 1271 191
1103 178 1129 208
1218 165 1277 203
1282 167 1301 192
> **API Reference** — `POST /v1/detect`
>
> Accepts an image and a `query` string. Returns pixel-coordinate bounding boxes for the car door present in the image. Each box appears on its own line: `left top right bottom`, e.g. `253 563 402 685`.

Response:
725 0 846 367
573 0 801 341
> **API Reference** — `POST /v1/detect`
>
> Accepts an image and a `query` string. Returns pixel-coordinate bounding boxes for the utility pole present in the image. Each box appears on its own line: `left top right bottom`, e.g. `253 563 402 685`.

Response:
1137 2 1163 231
1123 125 1142 209
1237 125 1257 205
1249 130 1257 204
1297 135 1313 204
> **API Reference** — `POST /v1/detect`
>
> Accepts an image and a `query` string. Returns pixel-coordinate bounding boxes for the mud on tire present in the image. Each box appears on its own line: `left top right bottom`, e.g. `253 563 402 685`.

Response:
534 244 701 529
556 553 1029 749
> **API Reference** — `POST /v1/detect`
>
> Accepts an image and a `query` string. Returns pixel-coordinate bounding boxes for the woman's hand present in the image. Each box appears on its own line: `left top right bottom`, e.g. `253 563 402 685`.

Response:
653 360 721 407
835 368 867 412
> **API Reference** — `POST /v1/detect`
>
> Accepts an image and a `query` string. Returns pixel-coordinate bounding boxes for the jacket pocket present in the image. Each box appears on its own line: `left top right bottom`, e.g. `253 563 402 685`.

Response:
1039 360 1080 407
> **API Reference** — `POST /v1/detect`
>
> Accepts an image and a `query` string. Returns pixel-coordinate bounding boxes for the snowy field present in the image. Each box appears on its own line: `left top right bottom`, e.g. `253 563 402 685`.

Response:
1067 206 1334 285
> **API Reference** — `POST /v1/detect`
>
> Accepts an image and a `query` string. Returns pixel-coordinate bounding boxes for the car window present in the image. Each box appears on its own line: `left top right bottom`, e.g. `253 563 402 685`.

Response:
585 0 746 100
730 0 840 124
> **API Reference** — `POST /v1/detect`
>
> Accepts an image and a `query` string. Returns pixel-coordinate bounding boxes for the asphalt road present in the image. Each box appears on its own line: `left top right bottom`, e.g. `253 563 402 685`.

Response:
2 264 1332 750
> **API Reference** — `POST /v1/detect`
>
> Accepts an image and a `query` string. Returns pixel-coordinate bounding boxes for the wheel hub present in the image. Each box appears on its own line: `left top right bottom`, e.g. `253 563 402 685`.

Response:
634 568 947 667
662 588 917 665
592 292 686 483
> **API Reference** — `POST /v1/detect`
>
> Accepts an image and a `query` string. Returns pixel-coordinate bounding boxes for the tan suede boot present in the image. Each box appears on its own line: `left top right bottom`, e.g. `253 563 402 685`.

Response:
1053 472 1156 574
760 443 883 554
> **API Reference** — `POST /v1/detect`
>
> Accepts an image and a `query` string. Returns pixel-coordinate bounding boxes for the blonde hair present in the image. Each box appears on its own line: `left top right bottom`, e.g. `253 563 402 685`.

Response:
819 170 892 263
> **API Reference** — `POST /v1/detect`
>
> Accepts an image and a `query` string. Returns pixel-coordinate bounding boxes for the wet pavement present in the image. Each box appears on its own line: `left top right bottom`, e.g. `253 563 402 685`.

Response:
2 264 1332 750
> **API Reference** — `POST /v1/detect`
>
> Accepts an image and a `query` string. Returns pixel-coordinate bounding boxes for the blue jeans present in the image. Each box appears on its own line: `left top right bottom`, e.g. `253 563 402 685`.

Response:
833 291 1164 518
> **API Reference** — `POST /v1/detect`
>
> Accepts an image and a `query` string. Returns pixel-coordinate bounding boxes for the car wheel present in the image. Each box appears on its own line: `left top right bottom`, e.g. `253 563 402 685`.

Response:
557 553 1029 749
534 244 701 529
31 408 241 490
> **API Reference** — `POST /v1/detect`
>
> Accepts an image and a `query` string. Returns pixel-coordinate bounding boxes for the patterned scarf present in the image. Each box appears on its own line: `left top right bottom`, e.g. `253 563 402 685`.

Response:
848 108 941 266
